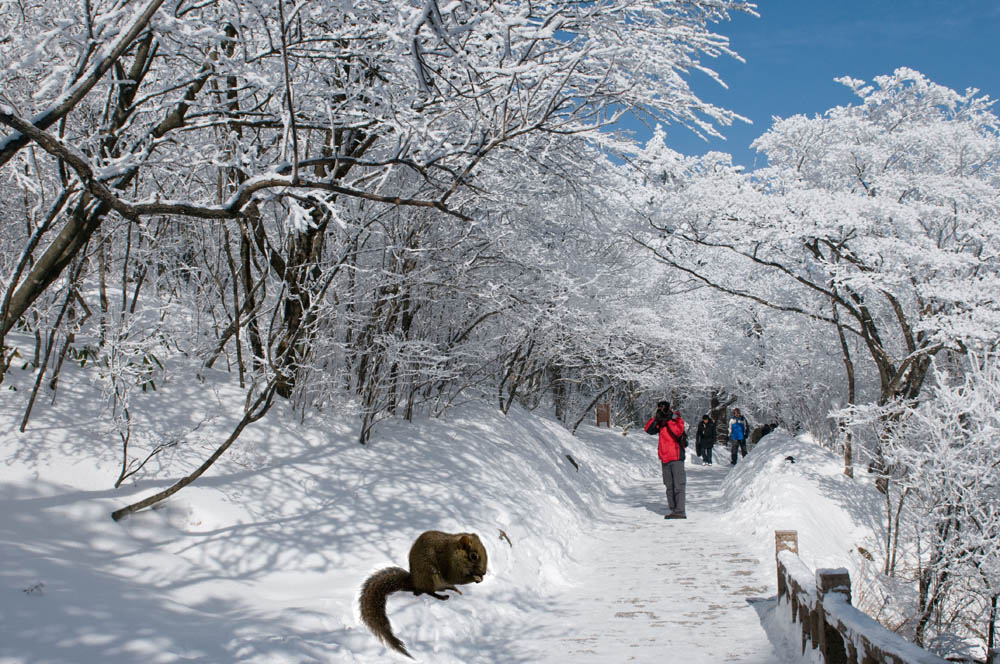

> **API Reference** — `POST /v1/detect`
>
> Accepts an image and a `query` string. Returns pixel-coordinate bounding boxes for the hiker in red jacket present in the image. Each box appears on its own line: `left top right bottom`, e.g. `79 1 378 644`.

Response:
645 400 687 519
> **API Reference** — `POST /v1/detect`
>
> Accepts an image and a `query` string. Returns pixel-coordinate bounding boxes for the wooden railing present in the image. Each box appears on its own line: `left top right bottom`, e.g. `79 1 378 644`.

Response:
774 530 951 664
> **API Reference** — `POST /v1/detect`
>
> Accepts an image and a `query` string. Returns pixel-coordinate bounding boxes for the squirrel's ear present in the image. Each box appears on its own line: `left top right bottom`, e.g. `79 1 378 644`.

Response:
459 534 473 549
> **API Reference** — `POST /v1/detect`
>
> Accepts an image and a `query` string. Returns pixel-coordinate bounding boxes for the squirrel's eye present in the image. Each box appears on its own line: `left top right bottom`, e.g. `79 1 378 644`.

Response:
469 552 479 561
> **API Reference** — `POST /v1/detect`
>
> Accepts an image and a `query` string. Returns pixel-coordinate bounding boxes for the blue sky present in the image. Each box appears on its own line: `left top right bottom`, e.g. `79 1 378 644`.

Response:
640 0 1000 170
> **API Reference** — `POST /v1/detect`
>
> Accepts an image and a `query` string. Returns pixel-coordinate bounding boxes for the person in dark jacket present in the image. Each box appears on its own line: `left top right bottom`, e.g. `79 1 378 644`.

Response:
645 400 687 519
696 414 717 465
728 407 750 465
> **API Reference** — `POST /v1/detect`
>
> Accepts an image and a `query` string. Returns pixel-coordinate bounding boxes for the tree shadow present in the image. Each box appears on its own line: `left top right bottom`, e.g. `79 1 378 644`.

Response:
2 374 651 662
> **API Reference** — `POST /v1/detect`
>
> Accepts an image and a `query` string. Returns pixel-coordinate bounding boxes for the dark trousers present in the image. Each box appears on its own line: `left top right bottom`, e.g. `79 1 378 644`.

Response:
730 438 747 464
701 443 714 464
661 460 686 515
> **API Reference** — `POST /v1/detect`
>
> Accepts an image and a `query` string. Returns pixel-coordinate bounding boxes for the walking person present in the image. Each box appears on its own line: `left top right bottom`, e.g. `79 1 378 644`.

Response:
696 414 717 465
728 407 750 465
645 401 687 519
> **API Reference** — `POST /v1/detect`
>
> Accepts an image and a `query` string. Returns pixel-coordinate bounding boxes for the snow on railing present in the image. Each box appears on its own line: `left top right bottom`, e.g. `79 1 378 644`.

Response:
774 530 950 664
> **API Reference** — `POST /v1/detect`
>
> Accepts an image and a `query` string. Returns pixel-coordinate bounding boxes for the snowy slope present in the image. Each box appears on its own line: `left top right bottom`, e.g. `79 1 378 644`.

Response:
720 433 884 589
0 358 881 663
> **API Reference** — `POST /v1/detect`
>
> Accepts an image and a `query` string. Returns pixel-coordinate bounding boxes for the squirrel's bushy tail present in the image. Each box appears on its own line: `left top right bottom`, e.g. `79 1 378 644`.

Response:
359 566 415 659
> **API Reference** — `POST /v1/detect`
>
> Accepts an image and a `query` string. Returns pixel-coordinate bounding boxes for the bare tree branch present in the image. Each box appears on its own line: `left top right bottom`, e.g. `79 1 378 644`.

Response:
0 0 167 168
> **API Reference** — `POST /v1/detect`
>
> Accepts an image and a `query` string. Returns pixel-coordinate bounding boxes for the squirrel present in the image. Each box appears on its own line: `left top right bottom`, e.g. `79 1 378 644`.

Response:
359 530 488 659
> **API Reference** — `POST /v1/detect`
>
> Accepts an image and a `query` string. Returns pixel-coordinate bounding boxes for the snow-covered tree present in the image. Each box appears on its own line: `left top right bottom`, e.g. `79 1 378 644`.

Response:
633 69 1000 460
846 353 1000 658
1 0 753 427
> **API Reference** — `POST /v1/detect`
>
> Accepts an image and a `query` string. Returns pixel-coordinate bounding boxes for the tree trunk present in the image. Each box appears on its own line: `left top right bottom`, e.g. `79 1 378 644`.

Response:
988 593 997 654
833 299 856 478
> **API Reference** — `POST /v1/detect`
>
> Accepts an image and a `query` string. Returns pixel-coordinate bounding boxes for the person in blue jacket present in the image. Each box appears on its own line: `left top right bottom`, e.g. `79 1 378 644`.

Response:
728 407 750 465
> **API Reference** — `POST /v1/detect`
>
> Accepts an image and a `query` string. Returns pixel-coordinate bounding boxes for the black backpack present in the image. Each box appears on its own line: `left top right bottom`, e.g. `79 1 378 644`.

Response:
663 424 688 460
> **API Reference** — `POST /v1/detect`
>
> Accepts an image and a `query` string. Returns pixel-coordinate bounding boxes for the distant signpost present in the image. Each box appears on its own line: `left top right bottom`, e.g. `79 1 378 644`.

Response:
595 403 611 428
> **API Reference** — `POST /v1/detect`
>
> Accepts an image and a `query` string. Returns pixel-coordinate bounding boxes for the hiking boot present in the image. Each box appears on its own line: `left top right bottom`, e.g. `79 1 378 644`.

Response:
664 512 687 519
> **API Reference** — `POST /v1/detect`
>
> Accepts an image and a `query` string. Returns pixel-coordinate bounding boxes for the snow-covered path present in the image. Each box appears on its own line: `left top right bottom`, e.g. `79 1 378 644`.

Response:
512 462 793 663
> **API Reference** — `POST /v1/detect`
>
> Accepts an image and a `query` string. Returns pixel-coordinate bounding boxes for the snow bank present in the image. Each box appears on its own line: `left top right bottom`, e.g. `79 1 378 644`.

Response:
720 430 884 585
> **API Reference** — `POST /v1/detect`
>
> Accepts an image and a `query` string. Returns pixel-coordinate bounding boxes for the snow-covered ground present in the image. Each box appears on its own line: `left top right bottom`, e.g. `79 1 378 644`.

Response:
0 359 884 663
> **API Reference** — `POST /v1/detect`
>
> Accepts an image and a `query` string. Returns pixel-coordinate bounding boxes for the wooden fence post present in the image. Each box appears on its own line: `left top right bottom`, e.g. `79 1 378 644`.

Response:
817 569 852 664
775 530 798 600
775 530 799 555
